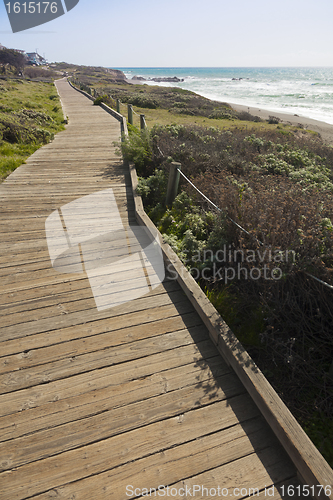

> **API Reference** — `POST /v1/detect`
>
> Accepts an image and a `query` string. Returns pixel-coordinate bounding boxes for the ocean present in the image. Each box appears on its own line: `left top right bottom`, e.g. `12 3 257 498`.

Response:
117 67 333 125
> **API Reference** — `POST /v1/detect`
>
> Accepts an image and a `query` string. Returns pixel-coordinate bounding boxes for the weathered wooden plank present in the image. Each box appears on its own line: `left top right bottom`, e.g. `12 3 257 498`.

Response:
0 286 189 342
0 355 226 441
0 232 148 280
0 341 219 418
0 264 170 328
0 306 198 364
34 418 292 500
0 361 240 471
0 324 209 394
0 394 257 500
0 273 178 311
166 447 296 500
0 308 200 373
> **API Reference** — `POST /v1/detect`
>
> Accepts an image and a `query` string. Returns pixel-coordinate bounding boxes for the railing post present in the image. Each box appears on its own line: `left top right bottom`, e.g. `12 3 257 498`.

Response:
128 104 133 125
140 114 146 130
166 162 181 207
117 99 120 113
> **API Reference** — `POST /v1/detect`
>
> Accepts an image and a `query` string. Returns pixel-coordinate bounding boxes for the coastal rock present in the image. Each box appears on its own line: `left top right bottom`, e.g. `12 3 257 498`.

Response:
106 68 127 80
151 76 184 83
131 75 184 83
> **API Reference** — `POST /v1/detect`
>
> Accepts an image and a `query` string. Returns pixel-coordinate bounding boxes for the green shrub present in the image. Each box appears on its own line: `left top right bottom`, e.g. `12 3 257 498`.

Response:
209 109 233 120
136 168 166 206
120 128 152 175
268 115 280 124
93 94 116 108
131 95 159 109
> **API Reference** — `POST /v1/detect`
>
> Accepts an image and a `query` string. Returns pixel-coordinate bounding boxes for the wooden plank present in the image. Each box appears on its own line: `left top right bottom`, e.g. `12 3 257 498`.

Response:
0 355 226 441
0 309 201 373
0 341 220 418
0 394 258 500
0 286 188 342
0 324 211 394
0 264 171 328
247 477 310 500
0 307 198 364
0 276 178 317
32 417 283 500
152 446 296 500
0 361 240 470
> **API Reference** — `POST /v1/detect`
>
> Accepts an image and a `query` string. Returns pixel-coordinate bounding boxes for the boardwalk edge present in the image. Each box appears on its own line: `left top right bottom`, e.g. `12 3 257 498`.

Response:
129 162 333 500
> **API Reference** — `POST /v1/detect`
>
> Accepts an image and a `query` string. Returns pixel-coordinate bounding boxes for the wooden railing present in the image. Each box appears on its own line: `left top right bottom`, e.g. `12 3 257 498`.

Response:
68 77 147 131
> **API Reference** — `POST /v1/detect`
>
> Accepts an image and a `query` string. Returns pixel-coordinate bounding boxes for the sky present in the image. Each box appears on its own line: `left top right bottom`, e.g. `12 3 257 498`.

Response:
0 0 333 68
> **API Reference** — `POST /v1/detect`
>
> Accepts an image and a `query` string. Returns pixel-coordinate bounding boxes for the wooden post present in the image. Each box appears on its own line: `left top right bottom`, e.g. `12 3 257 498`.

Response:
166 162 181 207
117 99 120 113
128 104 133 125
140 114 146 130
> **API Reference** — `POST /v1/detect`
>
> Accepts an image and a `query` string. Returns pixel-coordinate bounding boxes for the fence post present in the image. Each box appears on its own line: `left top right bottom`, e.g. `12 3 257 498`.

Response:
117 99 120 113
140 114 146 130
128 104 133 125
166 162 181 207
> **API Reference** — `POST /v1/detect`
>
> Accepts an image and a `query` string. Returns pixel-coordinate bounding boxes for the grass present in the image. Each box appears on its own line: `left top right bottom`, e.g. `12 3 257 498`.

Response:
0 78 66 181
127 104 306 135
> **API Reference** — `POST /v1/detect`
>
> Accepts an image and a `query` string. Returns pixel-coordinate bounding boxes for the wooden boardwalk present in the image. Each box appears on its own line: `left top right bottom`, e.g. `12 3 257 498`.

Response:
0 79 314 499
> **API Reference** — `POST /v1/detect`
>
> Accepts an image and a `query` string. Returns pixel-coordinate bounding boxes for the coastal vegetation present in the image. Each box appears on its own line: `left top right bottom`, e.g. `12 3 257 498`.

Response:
123 121 333 465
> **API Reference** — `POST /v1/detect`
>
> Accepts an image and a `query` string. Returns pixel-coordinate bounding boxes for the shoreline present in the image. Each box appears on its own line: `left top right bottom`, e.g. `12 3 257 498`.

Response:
126 75 333 144
228 102 333 145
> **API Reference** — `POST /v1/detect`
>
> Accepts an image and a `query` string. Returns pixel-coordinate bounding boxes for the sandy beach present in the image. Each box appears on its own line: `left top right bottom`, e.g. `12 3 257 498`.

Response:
230 102 333 145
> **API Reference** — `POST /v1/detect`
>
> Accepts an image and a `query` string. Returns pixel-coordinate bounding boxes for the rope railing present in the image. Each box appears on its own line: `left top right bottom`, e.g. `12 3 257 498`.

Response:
167 163 333 292
177 168 254 241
